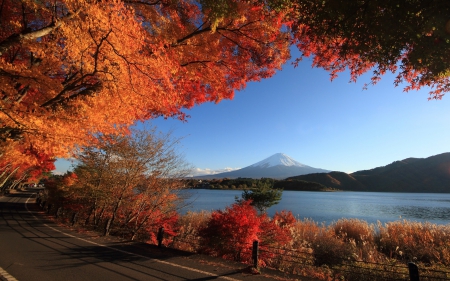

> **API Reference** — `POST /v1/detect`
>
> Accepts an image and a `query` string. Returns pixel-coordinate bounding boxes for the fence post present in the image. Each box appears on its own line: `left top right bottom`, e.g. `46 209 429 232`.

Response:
157 227 164 248
252 240 259 269
408 262 420 281
71 212 78 226
56 207 62 219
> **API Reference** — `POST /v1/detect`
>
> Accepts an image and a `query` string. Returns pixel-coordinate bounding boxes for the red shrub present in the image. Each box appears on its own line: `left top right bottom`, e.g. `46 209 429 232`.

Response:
198 200 260 262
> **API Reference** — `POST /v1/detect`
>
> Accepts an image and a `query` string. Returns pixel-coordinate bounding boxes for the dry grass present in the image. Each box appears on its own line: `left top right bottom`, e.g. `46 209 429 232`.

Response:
169 211 211 252
376 220 450 264
333 219 375 245
170 213 450 281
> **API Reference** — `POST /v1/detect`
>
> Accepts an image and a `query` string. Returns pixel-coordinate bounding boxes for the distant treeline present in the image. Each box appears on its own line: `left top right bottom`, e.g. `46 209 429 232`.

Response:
184 177 339 192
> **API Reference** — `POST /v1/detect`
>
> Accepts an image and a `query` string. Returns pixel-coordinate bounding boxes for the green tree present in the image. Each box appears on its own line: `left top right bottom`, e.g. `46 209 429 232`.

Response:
236 179 282 213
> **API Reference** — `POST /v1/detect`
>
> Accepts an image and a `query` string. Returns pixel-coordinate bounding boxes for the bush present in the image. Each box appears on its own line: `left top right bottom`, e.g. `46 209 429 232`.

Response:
198 200 260 262
171 211 450 279
376 220 450 265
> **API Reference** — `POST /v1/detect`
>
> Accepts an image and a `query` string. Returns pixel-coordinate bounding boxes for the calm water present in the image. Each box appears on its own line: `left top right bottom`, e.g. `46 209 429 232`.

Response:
181 189 450 225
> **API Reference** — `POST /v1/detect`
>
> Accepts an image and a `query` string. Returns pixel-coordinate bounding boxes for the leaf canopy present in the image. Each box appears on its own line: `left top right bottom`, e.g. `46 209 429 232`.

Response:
2 0 450 178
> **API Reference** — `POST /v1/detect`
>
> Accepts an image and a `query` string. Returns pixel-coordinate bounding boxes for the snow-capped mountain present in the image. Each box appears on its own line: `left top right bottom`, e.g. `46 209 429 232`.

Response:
194 153 330 179
249 153 308 168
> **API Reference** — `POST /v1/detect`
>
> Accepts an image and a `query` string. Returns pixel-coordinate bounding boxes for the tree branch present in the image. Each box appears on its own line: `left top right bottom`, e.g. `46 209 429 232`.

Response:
0 10 79 56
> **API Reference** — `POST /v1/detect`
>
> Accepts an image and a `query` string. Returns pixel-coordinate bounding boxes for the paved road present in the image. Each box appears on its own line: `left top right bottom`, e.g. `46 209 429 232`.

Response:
0 190 308 281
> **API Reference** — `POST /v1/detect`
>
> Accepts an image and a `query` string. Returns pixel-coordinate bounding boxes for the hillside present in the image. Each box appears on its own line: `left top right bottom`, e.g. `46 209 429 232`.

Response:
288 152 450 193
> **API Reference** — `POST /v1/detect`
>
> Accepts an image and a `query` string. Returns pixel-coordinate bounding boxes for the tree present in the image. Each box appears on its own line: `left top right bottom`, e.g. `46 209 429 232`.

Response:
54 126 192 240
3 0 450 179
236 179 282 213
0 145 55 193
197 0 450 98
0 0 290 166
284 0 450 98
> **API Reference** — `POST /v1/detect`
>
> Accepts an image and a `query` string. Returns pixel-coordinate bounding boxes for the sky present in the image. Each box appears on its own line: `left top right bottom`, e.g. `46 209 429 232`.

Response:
54 49 450 176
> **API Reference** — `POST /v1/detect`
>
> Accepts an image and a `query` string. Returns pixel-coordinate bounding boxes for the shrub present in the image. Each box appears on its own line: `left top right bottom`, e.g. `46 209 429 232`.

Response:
198 200 260 262
258 211 299 268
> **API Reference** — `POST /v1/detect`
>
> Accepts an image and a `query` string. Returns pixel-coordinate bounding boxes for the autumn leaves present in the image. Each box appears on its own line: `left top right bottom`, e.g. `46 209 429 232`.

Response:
0 0 290 183
2 0 450 186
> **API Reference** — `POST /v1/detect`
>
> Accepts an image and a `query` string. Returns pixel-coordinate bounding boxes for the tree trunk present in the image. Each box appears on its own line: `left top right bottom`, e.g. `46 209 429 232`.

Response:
85 204 95 226
130 215 150 241
0 167 19 189
96 205 106 226
104 218 112 236
104 196 122 236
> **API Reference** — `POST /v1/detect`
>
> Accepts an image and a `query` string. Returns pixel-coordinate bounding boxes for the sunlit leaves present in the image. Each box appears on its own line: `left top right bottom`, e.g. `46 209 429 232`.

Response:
2 0 450 180
0 0 290 176
288 0 450 98
55 127 190 240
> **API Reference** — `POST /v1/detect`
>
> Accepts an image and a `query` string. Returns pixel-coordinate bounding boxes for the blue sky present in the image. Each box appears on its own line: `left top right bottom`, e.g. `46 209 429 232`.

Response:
54 49 450 176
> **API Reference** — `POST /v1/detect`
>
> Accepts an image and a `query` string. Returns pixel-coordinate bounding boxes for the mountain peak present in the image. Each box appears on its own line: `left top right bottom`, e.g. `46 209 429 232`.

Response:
249 153 308 168
194 152 329 179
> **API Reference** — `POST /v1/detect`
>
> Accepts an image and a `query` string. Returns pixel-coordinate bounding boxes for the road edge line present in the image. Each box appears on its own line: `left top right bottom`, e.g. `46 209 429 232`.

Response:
24 193 240 281
0 267 19 281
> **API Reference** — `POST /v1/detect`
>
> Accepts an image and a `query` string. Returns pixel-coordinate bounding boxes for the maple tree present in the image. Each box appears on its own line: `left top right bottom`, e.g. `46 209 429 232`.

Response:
0 0 290 173
2 0 450 180
284 0 450 98
48 127 190 240
0 144 55 193
197 0 450 97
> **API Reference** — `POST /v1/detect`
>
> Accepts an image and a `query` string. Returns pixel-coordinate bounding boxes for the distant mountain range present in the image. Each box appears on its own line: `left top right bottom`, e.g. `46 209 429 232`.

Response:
194 153 330 179
290 152 450 193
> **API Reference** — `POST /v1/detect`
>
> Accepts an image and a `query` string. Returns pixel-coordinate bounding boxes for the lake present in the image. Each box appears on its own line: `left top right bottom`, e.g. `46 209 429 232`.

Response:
181 189 450 225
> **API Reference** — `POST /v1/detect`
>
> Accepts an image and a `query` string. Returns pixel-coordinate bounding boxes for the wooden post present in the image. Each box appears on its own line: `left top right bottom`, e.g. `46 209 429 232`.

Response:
157 227 164 248
56 207 62 218
252 240 259 269
71 212 78 226
408 262 420 281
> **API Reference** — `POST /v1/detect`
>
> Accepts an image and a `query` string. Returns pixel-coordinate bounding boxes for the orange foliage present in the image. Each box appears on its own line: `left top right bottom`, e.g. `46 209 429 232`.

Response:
289 0 450 98
0 0 290 175
3 0 449 179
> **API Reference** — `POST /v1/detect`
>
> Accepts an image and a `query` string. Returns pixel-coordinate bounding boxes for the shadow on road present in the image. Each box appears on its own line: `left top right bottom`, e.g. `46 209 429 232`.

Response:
1 190 294 281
